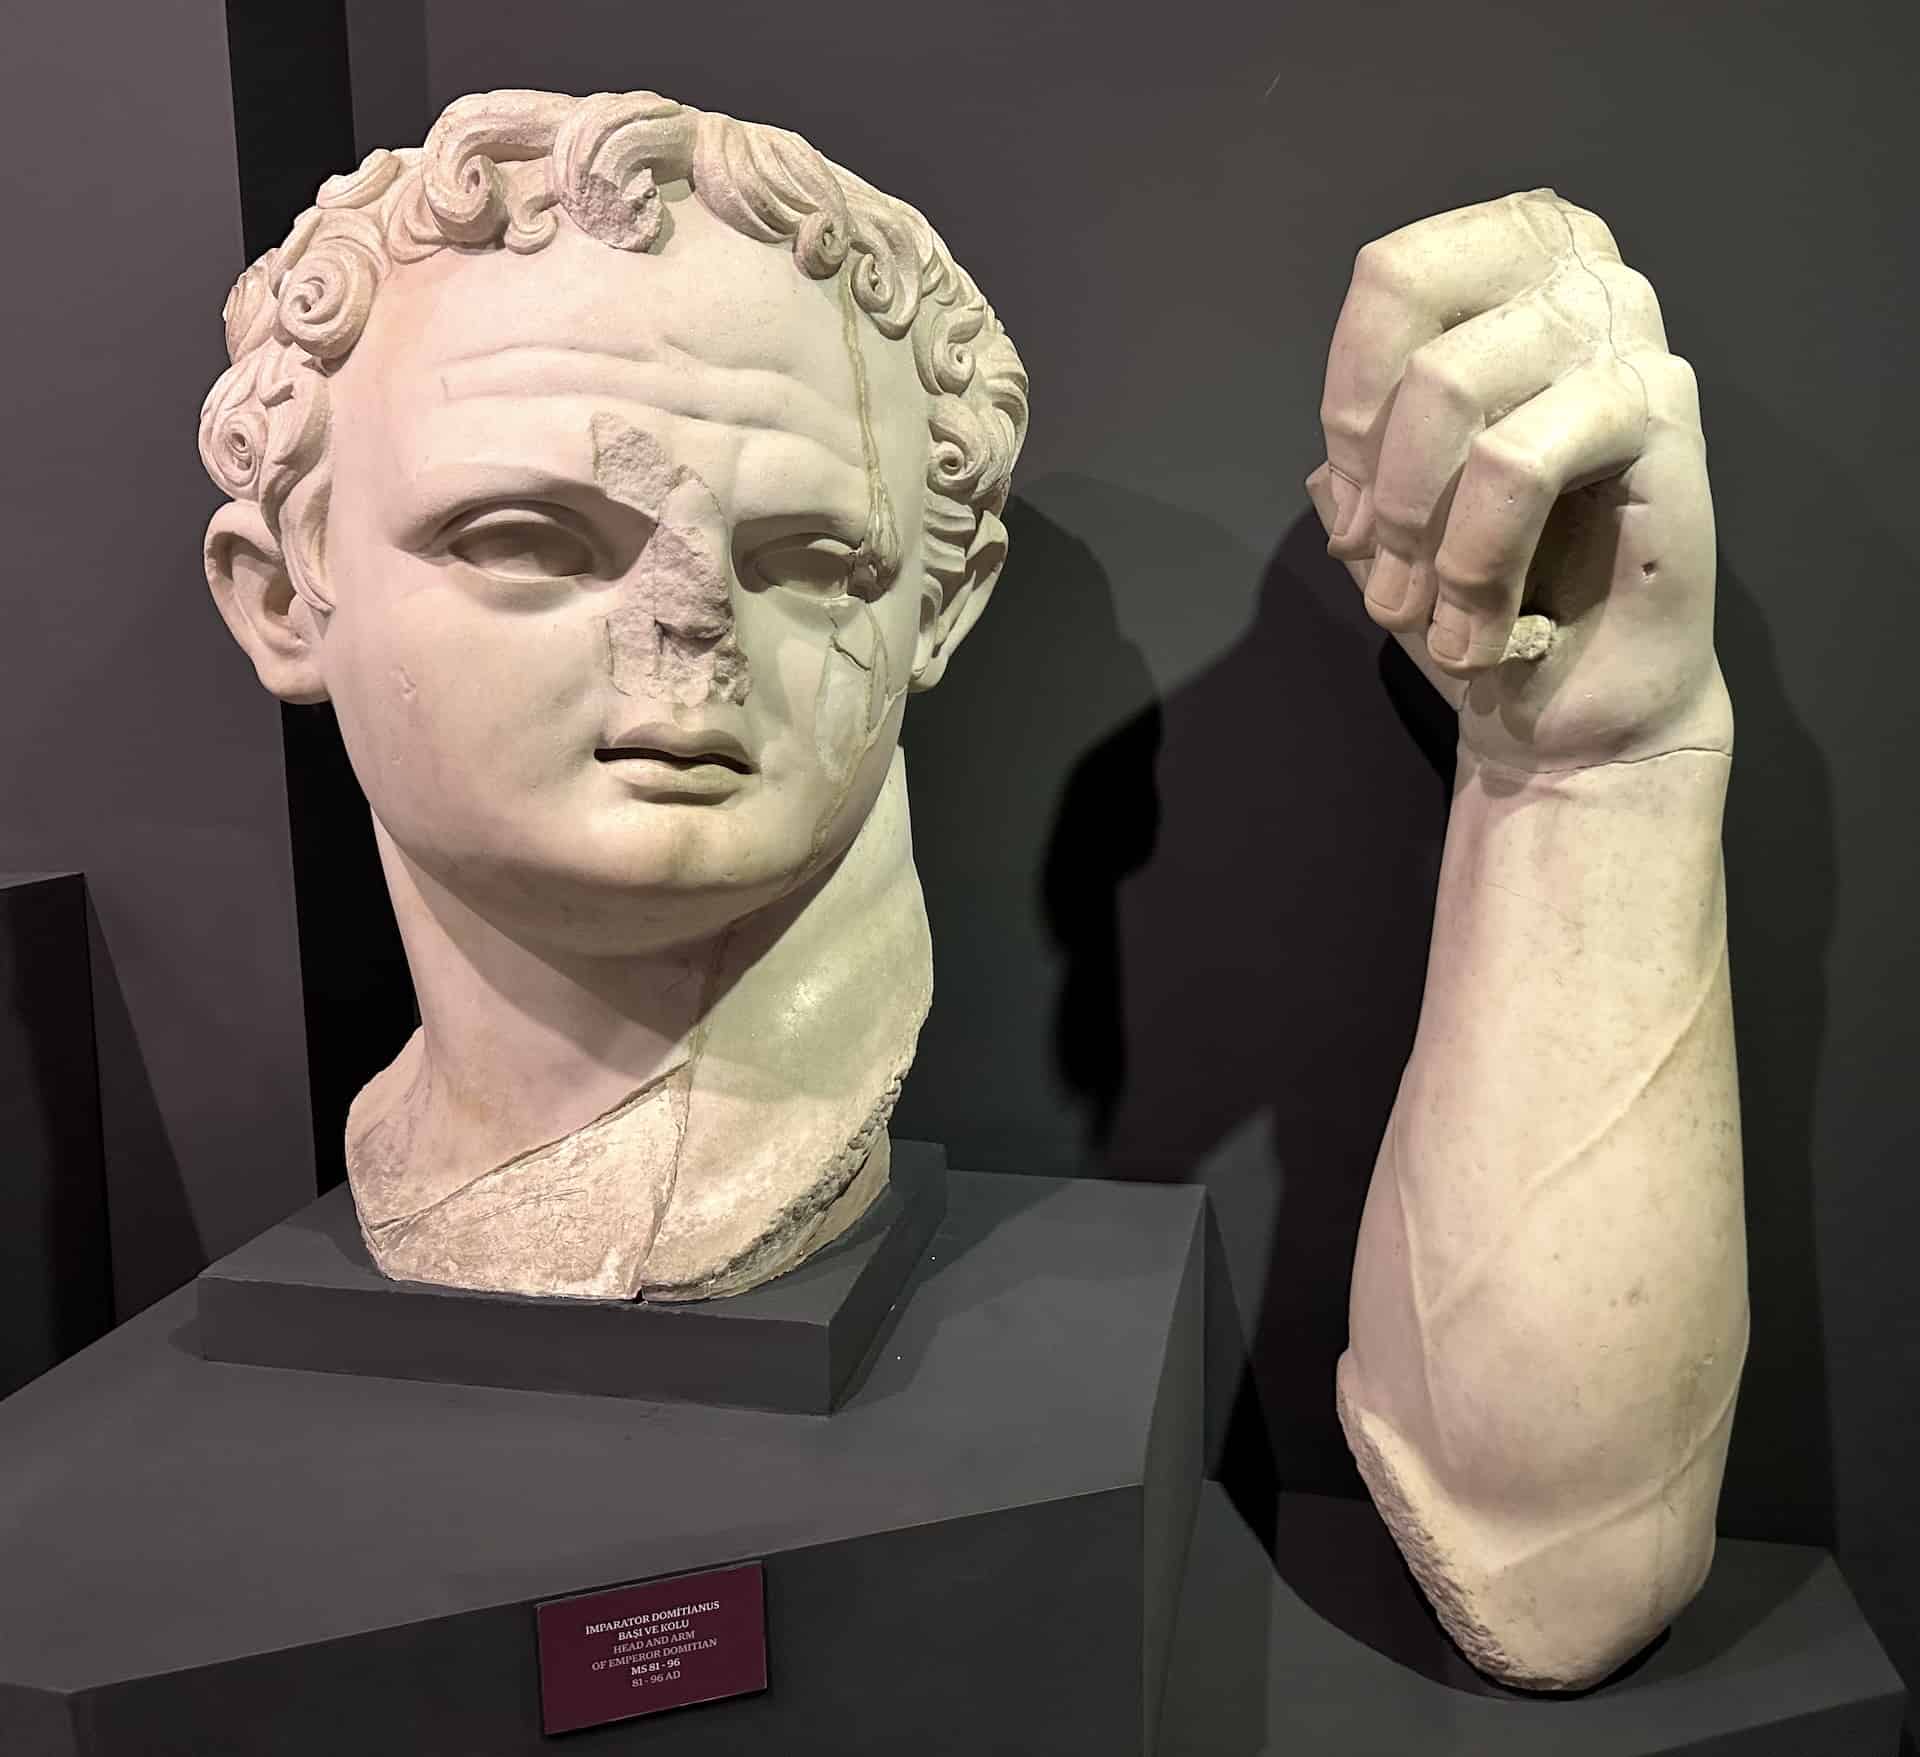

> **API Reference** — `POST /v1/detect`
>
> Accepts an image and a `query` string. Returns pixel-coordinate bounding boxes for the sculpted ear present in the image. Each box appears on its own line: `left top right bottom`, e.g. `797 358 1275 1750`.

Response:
909 507 1007 693
204 501 329 704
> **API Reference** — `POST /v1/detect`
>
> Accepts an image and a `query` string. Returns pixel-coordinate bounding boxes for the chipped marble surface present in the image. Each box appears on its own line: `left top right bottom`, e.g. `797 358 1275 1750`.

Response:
197 98 1746 1703
199 88 1025 1303
1308 192 1746 1691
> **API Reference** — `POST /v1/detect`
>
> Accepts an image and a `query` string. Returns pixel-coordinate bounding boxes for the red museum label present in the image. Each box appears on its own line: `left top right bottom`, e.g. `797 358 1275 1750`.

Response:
535 1560 767 1735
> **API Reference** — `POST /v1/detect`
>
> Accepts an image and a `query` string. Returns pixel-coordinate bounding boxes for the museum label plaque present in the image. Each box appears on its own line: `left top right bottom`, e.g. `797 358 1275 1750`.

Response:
535 1560 767 1734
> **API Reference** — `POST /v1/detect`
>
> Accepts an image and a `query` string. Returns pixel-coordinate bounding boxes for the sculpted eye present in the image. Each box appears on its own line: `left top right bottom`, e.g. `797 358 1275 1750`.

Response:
445 507 599 583
748 534 858 598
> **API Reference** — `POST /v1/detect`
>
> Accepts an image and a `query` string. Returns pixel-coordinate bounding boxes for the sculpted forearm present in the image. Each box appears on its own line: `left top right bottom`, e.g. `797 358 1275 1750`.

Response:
1338 743 1747 1688
1307 190 1746 1686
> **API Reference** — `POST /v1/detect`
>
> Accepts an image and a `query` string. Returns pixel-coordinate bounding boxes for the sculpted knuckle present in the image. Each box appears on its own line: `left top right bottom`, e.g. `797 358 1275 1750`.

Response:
1320 395 1371 450
1559 199 1624 260
1402 345 1478 419
1352 235 1409 293
1660 352 1701 399
1608 263 1660 309
1648 351 1704 425
1470 428 1556 501
1602 263 1666 339
1370 483 1427 540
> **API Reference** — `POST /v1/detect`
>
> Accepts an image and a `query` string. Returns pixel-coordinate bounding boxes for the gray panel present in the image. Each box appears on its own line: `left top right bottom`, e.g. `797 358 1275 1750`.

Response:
0 0 314 1317
1141 1209 1204 1754
0 874 108 1395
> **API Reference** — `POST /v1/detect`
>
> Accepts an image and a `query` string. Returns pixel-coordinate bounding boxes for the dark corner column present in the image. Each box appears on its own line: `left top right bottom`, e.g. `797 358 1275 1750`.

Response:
0 875 110 1396
221 0 426 1191
344 0 432 162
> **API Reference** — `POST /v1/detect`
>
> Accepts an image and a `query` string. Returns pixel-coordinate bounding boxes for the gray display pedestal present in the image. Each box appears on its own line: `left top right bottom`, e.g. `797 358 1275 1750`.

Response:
1160 1487 1907 1754
0 1170 1204 1757
197 1140 949 1412
0 1160 1901 1755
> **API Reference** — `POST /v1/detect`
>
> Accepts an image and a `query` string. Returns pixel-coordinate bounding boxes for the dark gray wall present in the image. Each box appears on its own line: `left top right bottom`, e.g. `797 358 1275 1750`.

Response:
4 0 1905 1725
419 0 1920 1721
0 0 314 1315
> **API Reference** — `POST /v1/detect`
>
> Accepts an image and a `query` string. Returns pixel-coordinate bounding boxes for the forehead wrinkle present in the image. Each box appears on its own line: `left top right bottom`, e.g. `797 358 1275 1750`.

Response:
427 346 871 471
393 394 873 497
381 399 876 541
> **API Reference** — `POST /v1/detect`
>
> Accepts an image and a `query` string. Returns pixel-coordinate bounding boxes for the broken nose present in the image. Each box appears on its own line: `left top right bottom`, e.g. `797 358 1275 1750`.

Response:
592 441 752 708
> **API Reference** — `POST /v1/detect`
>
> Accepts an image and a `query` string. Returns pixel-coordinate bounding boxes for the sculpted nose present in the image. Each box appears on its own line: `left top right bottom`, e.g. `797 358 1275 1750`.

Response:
623 518 732 638
603 505 750 709
589 411 750 708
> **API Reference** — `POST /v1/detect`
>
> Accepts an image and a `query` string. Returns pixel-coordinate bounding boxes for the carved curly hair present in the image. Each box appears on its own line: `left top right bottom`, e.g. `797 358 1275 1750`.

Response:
198 88 1029 614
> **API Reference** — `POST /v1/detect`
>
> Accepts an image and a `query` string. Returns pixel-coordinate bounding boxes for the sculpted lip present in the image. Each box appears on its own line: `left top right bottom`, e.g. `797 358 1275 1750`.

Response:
595 721 755 799
597 721 755 771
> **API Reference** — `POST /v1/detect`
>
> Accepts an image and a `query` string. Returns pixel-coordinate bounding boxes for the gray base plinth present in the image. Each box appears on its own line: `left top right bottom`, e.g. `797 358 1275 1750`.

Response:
1158 1486 1907 1755
0 1170 1204 1757
196 1139 948 1413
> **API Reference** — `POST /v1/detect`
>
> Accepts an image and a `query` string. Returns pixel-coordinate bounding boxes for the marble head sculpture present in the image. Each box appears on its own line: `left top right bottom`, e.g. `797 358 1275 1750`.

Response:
198 89 1027 1301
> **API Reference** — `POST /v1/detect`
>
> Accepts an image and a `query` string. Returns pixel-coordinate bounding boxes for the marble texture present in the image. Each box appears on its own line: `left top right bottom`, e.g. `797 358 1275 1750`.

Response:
198 89 1025 1301
197 98 1746 1696
1308 191 1747 1690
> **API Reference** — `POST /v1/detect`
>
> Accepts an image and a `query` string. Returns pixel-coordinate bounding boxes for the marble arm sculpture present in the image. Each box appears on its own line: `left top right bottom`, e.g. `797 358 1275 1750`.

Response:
1305 191 1748 1691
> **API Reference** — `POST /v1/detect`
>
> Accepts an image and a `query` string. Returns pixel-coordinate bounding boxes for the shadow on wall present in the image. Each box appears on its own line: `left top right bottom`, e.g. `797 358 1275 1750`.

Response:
898 493 1171 1173
280 702 419 1192
1712 565 1838 1549
1016 490 1838 1552
1042 502 1449 1505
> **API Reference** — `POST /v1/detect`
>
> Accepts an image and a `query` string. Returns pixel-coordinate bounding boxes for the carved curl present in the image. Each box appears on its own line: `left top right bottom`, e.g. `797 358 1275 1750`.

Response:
552 91 690 252
199 89 1030 612
274 209 385 363
418 88 575 247
198 352 271 498
222 253 279 363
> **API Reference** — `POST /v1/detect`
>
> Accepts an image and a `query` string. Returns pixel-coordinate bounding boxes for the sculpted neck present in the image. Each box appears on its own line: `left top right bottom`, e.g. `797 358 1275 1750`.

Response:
366 831 709 1199
345 753 933 1299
